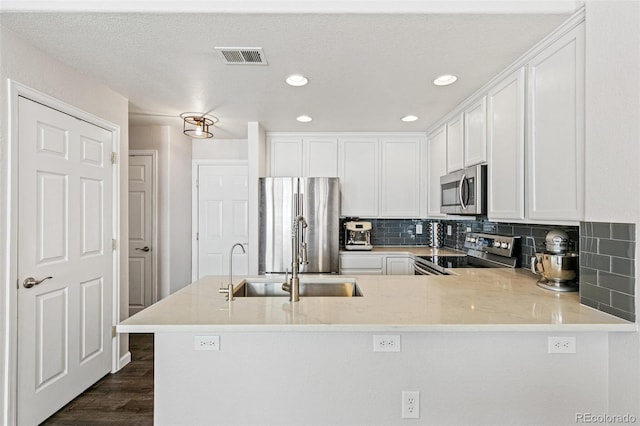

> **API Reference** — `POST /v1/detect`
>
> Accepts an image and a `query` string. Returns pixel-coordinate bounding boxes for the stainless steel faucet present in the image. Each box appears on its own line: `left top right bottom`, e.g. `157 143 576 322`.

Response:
219 242 246 301
282 215 307 302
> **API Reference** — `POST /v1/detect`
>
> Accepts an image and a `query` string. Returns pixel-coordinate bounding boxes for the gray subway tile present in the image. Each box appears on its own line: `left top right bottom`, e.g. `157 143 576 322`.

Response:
598 271 635 295
580 222 592 237
611 291 636 313
592 222 611 238
579 283 611 305
580 237 598 253
599 239 635 259
580 253 610 272
596 304 636 322
611 223 635 242
610 257 635 277
579 267 598 285
579 296 599 310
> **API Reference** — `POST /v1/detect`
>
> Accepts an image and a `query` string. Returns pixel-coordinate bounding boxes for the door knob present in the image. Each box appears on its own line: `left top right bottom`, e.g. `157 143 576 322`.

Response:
23 276 53 289
135 246 151 252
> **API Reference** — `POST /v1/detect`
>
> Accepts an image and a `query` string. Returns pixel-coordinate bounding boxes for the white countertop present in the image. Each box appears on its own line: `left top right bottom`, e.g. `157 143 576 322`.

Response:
117 268 636 333
341 246 466 256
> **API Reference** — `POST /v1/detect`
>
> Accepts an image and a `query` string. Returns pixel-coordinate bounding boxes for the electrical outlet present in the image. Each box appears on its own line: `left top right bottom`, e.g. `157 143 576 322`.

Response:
402 391 420 419
194 335 220 351
416 224 423 235
373 335 401 352
548 336 576 354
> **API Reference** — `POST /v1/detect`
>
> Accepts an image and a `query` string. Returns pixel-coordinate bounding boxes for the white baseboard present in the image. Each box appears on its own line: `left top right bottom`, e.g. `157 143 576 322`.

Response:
119 351 132 370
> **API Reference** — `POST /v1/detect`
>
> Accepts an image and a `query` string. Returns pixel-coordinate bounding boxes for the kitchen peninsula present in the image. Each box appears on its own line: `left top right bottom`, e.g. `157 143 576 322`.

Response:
118 268 634 426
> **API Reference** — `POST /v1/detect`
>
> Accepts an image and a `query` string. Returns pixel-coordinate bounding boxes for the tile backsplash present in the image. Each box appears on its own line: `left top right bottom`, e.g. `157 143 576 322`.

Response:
579 222 635 322
347 217 635 322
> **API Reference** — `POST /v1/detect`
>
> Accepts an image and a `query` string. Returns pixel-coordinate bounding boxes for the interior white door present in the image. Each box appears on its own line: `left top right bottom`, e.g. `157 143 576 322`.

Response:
196 164 249 279
17 97 113 425
128 154 154 315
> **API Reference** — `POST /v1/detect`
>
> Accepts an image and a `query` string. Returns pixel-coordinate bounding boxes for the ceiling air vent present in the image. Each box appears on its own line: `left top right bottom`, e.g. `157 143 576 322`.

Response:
215 47 268 65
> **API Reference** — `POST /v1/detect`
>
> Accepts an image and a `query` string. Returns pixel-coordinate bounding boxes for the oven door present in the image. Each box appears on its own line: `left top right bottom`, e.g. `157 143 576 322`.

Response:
414 259 448 276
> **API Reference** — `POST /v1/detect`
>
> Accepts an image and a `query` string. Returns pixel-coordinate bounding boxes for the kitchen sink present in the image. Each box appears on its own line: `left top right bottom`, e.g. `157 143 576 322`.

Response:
233 277 363 297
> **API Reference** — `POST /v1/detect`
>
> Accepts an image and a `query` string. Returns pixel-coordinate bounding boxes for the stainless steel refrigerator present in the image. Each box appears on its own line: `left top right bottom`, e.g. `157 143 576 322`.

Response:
259 177 340 274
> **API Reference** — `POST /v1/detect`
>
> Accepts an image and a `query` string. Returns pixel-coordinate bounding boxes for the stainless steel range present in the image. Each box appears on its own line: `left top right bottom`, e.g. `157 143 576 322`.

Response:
414 233 520 275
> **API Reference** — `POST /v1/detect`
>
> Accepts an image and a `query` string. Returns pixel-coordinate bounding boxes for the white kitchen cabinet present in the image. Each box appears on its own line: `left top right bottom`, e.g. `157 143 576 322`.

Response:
339 137 379 217
340 252 415 275
427 125 447 218
303 137 339 177
526 23 584 221
380 136 421 218
385 256 414 275
340 253 385 275
487 68 526 221
446 113 464 173
464 96 487 167
268 136 303 176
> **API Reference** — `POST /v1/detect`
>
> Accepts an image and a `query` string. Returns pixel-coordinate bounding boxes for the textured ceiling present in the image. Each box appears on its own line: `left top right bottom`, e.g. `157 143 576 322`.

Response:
0 10 572 138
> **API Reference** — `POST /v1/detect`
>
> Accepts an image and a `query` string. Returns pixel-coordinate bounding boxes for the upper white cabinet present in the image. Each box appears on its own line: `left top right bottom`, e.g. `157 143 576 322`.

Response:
446 113 464 173
269 136 303 176
464 96 487 167
304 137 339 177
268 136 338 177
526 23 584 221
339 137 380 217
380 137 421 218
427 125 447 218
487 68 526 221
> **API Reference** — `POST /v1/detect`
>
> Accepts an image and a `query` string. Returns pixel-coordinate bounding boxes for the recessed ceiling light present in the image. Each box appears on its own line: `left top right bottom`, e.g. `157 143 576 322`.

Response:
296 115 313 122
401 115 418 122
433 75 458 86
286 74 309 87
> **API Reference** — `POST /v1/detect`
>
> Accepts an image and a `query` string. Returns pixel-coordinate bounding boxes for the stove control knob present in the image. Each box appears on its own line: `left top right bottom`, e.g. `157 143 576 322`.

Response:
501 242 509 249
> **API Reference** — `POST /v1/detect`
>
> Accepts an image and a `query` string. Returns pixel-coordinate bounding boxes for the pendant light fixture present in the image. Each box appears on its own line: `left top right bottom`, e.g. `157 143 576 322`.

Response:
180 112 218 139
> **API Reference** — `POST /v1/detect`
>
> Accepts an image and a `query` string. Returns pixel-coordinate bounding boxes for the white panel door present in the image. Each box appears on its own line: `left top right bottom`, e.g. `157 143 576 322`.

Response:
380 137 420 218
427 125 447 218
196 164 249 279
339 137 379 217
487 68 526 221
17 97 113 426
526 23 585 221
128 154 155 315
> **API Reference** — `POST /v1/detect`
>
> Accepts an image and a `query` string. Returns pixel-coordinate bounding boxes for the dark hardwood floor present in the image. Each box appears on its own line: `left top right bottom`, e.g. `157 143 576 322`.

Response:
41 334 154 426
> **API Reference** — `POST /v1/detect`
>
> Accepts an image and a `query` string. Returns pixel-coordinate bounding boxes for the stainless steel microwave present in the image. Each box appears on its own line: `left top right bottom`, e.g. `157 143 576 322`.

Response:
440 164 487 215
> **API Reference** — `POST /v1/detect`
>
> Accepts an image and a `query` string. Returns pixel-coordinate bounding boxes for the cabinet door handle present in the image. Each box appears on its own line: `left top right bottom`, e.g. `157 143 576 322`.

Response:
23 276 53 289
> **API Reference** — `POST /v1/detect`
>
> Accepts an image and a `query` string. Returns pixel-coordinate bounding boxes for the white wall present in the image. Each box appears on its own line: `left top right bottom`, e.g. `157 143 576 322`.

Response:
0 25 130 424
583 0 640 412
192 138 248 160
156 331 610 426
129 123 192 298
584 0 640 223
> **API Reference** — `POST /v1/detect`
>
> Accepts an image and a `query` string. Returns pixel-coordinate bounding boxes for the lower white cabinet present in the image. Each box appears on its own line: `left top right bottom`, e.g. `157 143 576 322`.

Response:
340 253 385 275
385 256 414 275
340 252 415 275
